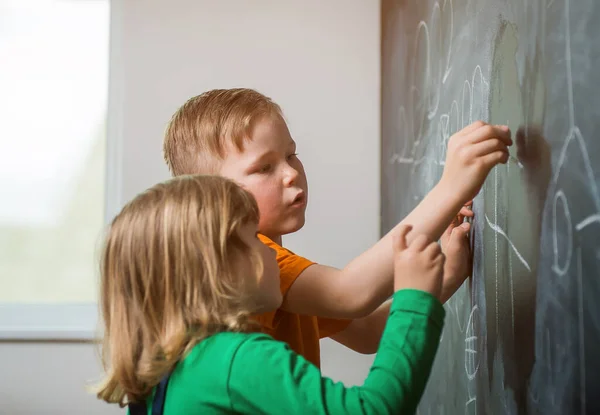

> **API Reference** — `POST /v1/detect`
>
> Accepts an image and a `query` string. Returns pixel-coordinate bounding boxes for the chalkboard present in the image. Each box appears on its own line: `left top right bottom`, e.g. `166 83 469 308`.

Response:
381 0 600 413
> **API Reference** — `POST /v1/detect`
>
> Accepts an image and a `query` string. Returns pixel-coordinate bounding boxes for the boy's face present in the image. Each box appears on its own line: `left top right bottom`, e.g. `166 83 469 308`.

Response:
220 115 308 241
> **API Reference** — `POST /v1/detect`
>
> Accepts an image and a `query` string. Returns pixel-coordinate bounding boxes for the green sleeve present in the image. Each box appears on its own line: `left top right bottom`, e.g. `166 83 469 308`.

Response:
227 289 445 415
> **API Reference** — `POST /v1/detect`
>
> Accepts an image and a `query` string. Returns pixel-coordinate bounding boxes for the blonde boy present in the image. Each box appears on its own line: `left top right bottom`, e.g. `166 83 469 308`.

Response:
163 88 511 367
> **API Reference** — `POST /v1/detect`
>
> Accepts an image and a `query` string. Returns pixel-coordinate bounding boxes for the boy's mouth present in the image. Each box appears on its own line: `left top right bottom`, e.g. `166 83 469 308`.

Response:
290 192 306 207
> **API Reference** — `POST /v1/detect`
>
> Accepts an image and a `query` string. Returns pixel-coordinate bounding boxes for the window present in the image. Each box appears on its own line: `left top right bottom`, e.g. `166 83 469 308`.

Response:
0 0 110 338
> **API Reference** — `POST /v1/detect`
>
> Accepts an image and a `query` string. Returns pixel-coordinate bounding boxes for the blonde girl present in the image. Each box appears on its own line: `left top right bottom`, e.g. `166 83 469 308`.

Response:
97 175 446 414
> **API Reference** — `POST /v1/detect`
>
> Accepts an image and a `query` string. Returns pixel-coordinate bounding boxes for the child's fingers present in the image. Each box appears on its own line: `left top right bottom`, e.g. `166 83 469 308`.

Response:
455 120 488 137
394 224 412 251
467 125 512 146
459 206 474 217
471 138 510 157
460 221 471 232
410 234 430 252
452 215 461 227
425 240 442 260
481 150 510 169
452 222 471 239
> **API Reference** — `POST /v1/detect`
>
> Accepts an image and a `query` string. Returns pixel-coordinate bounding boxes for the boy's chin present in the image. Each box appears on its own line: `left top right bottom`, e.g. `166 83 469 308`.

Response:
282 216 306 235
262 215 306 238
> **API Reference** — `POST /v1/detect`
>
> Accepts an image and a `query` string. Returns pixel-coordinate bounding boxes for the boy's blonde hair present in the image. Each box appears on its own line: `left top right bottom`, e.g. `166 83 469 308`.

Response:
96 175 262 406
164 88 283 175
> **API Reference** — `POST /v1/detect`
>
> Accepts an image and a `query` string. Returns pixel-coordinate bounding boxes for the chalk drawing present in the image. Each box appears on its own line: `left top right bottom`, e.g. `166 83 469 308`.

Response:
485 214 532 271
552 190 573 276
576 213 600 231
577 246 586 412
465 305 480 380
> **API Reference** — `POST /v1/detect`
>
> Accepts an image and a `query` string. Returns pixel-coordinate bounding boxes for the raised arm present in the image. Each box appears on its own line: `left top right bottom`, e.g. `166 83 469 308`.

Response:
230 228 447 414
229 291 443 415
283 121 512 318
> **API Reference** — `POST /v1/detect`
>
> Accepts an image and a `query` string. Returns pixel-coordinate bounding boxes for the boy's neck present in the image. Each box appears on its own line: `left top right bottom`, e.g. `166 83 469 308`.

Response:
262 233 283 246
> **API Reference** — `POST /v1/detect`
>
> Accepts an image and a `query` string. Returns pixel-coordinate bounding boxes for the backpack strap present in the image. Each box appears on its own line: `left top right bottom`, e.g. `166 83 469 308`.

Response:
128 372 172 415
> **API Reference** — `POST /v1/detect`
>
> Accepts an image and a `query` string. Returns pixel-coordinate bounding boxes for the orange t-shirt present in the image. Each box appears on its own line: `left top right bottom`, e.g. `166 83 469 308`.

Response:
254 234 351 368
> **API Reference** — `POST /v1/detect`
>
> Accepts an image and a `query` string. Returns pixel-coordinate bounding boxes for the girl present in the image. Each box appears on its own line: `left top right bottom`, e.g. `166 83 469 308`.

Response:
96 175 446 414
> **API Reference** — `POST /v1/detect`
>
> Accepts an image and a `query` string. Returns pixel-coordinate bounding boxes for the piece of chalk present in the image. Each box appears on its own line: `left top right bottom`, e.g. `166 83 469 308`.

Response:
509 155 523 168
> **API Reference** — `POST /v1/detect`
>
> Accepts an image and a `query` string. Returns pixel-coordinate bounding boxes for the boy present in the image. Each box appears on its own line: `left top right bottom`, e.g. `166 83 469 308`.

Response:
163 88 511 367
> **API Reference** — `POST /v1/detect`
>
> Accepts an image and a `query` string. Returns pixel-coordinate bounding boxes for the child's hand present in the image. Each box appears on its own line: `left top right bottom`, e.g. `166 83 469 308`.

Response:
393 225 445 300
439 212 472 303
441 121 512 203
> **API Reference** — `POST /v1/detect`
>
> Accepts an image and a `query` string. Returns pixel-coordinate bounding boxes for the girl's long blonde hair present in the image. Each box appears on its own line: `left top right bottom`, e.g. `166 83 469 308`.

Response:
96 175 262 406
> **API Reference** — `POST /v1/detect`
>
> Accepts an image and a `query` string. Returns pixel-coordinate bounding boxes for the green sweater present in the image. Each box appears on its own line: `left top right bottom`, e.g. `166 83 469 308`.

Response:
133 289 445 415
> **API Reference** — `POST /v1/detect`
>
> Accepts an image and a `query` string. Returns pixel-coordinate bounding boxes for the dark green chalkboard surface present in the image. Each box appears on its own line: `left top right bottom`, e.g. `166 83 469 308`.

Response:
382 0 599 413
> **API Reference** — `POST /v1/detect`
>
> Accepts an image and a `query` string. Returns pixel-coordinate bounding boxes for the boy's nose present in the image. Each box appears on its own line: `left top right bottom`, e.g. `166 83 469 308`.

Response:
283 164 299 186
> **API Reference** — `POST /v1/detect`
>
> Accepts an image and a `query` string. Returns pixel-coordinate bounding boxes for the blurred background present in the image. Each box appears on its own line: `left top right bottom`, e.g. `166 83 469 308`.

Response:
0 1 380 413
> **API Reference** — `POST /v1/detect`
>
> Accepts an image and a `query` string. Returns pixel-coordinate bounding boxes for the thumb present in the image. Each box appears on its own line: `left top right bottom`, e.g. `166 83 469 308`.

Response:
451 221 471 241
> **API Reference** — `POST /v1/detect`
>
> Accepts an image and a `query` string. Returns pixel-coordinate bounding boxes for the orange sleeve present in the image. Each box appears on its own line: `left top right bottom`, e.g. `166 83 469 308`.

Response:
255 234 352 337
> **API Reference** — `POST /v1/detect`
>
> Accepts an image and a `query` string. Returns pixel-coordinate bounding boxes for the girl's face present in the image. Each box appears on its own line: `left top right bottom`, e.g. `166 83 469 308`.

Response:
238 222 282 312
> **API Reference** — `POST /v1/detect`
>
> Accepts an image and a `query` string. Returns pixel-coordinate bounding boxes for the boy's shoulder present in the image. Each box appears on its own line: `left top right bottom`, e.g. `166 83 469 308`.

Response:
257 234 314 279
258 234 298 255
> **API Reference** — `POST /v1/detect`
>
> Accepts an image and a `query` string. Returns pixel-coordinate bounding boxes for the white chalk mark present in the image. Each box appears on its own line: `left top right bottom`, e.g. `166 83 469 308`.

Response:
397 106 411 160
575 213 600 231
414 155 429 166
471 65 484 121
449 100 460 135
485 214 532 272
441 0 454 83
577 246 586 414
466 397 476 406
416 20 432 120
552 190 573 276
464 305 479 380
455 298 465 332
509 235 515 336
462 80 472 128
494 168 499 334
545 328 552 373
438 115 450 164
552 127 600 210
565 0 575 127
506 119 510 173
428 4 442 119
389 154 415 165
410 85 423 149
440 114 450 133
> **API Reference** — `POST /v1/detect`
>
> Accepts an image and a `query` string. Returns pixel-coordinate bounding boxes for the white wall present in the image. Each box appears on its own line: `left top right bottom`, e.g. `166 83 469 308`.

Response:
0 1 380 413
115 0 381 386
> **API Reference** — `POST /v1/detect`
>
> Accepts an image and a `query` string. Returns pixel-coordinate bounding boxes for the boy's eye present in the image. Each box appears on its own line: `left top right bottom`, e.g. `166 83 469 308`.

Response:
287 153 298 161
258 164 272 173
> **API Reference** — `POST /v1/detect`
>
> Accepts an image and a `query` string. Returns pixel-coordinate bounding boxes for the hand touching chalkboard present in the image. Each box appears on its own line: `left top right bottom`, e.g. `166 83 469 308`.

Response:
393 224 445 300
440 208 473 303
440 121 513 202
